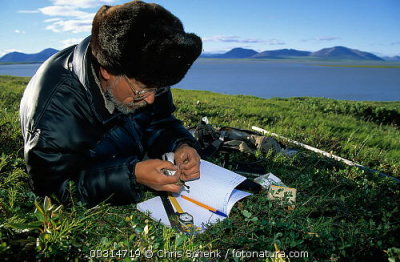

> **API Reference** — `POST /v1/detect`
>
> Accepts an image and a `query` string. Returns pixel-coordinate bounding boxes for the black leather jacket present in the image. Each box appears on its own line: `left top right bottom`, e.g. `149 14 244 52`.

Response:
20 37 197 206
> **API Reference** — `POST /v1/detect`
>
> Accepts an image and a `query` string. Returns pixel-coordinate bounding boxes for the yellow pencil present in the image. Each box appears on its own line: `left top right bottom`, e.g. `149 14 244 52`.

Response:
168 196 184 213
181 195 228 217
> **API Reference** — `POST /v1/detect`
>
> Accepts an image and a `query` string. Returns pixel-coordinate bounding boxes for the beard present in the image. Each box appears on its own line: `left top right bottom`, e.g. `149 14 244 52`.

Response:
104 83 148 115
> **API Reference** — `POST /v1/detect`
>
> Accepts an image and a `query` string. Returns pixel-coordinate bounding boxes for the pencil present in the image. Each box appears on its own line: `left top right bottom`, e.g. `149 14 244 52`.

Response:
181 195 228 217
168 196 184 214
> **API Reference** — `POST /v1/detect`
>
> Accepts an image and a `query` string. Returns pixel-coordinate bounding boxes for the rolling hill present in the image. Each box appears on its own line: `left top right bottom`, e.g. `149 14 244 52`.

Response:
201 48 258 58
0 46 394 62
252 49 311 59
0 48 58 63
310 46 384 61
201 46 387 61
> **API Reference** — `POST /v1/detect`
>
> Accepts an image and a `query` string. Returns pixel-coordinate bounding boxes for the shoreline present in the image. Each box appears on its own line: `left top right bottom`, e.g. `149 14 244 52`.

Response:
2 58 400 66
0 61 43 65
0 75 399 103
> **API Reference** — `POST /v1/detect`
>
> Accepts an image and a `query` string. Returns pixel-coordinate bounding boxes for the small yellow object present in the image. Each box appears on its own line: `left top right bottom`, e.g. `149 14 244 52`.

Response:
167 195 201 233
168 196 184 213
306 232 320 237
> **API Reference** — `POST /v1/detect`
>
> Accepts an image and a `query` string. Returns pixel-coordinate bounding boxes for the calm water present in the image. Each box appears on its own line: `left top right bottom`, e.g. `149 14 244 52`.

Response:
1 59 399 101
0 63 42 78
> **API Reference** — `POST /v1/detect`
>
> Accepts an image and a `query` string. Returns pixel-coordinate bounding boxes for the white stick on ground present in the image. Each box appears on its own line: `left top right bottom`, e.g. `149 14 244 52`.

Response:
251 126 400 183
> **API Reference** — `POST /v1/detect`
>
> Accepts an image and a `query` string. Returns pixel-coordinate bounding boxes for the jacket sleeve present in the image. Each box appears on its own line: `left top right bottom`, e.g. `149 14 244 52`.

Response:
24 128 143 207
143 88 200 158
21 78 143 207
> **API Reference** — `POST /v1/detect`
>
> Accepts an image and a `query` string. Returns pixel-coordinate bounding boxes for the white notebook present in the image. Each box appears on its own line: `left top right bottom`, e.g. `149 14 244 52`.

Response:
137 160 252 232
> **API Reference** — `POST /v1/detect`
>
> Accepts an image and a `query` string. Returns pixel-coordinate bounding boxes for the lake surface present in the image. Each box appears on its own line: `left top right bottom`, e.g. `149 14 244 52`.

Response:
0 63 42 78
1 59 399 101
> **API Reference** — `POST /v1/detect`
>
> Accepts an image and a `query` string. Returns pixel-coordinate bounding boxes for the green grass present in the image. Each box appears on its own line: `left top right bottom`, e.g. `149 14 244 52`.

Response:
0 75 399 261
173 90 400 177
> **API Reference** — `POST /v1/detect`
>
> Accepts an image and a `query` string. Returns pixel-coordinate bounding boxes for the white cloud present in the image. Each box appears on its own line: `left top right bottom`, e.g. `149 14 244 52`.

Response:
36 4 96 33
265 39 285 45
15 30 26 34
51 0 115 9
19 0 137 35
46 17 93 33
17 10 40 14
60 38 84 48
44 18 62 23
317 36 340 41
203 35 240 42
18 0 108 34
19 0 112 16
302 36 340 42
203 35 275 44
39 6 90 17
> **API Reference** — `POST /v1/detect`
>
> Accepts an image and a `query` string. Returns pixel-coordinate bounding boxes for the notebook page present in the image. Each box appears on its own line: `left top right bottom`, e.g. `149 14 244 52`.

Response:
226 189 252 214
136 195 214 230
177 188 251 229
137 189 252 232
137 196 171 226
181 160 247 213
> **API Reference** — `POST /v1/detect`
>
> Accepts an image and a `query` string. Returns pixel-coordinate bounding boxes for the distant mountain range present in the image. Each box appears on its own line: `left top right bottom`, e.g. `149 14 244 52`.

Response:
382 56 400 61
253 49 311 59
309 46 383 61
202 46 399 61
201 48 258 59
0 46 399 62
0 48 58 63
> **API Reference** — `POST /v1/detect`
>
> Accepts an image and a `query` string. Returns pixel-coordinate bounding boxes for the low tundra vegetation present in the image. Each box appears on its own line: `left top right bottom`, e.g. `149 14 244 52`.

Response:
0 76 399 261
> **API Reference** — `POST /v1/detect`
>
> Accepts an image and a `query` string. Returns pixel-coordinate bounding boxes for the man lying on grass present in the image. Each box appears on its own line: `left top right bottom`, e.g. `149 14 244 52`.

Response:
19 1 201 207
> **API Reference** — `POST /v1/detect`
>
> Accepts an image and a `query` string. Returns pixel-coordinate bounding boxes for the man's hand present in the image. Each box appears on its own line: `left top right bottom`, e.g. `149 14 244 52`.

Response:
174 144 201 181
135 159 182 192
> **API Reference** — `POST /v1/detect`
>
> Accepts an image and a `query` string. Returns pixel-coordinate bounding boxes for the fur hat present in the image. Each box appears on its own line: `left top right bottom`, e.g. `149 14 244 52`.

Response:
91 1 202 87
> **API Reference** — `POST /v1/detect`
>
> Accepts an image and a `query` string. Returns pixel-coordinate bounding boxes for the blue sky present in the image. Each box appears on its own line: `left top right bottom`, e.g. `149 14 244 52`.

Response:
1 0 399 57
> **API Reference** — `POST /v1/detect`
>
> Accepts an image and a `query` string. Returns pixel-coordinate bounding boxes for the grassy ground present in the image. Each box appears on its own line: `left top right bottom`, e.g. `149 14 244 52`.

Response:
0 75 399 261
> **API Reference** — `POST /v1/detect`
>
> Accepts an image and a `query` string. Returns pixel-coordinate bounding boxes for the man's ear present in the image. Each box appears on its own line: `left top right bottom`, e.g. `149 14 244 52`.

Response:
99 67 112 80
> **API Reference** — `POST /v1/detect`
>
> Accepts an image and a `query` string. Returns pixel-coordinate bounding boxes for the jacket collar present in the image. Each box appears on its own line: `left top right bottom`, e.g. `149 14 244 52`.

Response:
71 36 122 125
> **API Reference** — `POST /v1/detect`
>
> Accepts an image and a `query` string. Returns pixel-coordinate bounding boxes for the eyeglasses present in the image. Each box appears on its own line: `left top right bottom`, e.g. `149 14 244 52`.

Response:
123 75 158 101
